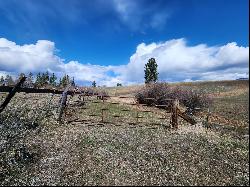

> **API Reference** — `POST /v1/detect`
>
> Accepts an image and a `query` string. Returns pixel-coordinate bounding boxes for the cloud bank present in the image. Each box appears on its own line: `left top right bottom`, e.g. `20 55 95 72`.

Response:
0 37 248 86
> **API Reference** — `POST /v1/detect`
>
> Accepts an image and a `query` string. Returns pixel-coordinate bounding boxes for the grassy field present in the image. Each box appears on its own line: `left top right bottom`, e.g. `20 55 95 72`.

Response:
0 80 249 185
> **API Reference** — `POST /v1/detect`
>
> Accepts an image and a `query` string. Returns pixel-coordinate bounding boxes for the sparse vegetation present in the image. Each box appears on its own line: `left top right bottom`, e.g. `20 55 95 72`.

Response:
0 80 249 185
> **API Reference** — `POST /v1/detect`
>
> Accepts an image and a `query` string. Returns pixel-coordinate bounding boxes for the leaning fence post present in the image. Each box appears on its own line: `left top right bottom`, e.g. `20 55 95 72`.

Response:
205 108 211 129
58 85 70 123
0 76 26 113
136 102 139 124
171 99 179 129
101 95 105 123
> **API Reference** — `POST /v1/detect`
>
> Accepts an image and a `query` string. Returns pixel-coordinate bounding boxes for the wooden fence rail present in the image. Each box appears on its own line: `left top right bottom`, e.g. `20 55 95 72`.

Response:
0 85 80 95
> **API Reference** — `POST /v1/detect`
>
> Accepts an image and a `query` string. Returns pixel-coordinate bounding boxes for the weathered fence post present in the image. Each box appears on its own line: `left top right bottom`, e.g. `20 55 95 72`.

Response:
101 95 105 123
0 76 26 113
171 99 179 129
204 108 211 128
58 85 71 123
136 102 139 124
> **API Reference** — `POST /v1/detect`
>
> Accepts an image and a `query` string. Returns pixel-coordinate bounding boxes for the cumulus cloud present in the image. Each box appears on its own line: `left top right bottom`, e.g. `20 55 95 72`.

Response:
0 37 120 86
0 37 248 86
115 38 249 83
0 38 63 73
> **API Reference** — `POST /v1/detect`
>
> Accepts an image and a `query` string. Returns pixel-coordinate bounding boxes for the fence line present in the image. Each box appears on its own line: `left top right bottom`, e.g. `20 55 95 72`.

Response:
0 82 197 128
63 93 196 128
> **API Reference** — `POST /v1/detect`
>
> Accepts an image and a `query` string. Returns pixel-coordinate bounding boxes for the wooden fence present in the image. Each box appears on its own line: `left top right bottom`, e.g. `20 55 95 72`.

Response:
0 78 197 129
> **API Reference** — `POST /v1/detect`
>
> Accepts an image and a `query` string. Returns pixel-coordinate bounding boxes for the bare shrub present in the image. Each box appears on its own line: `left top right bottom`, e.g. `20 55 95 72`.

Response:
97 90 110 100
135 83 170 106
170 87 212 114
135 83 212 114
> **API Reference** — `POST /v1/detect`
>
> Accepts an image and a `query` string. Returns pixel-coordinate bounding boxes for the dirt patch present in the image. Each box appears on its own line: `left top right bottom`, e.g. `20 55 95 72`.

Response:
109 96 136 105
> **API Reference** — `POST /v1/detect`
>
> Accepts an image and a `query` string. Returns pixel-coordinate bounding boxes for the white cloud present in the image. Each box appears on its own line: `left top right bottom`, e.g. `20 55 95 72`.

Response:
0 38 119 86
0 37 248 86
0 38 63 73
115 38 249 83
112 0 170 31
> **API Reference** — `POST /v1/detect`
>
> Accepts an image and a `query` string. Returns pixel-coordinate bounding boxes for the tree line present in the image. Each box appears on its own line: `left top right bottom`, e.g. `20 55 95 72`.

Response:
0 71 75 88
0 57 158 88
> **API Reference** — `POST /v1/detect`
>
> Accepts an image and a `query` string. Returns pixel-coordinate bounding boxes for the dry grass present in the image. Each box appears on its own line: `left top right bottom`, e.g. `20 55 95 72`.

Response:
0 80 249 186
1 122 248 186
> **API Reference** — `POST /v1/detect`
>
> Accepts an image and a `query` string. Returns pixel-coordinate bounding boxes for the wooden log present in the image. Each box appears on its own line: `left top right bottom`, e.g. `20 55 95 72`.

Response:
177 109 197 125
119 96 134 99
0 77 26 113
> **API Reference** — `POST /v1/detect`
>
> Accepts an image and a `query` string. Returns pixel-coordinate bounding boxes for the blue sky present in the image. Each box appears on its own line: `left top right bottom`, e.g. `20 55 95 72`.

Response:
0 0 249 86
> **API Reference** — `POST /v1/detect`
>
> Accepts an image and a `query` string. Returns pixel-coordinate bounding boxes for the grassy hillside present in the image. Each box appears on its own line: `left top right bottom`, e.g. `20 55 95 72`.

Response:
0 80 249 185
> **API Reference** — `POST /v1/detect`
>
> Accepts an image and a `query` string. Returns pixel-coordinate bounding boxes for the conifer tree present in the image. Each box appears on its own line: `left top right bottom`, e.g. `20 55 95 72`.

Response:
144 58 158 84
35 72 42 86
5 75 15 86
72 77 76 86
28 72 33 83
92 80 96 87
49 73 57 86
0 76 5 85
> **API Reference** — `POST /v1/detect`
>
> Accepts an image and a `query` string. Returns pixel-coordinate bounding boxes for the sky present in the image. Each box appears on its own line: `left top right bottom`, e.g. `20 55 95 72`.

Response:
0 0 249 86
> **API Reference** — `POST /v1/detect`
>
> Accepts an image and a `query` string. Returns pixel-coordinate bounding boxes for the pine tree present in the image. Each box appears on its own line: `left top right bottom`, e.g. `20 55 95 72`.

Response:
18 73 26 79
5 75 15 86
28 72 33 83
61 74 68 87
0 76 5 85
72 77 76 86
92 80 96 87
66 75 69 85
58 78 62 86
49 73 57 87
35 72 42 86
40 71 49 85
41 73 46 85
144 58 158 84
62 75 66 87
45 71 49 84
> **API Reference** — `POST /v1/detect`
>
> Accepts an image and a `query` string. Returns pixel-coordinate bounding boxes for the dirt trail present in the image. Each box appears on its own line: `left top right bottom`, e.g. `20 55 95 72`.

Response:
108 95 136 105
107 95 171 118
